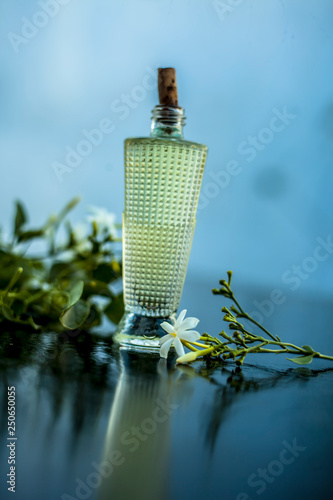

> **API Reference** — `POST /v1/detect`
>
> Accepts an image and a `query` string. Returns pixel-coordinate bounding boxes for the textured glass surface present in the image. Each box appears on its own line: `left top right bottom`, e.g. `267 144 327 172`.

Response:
123 137 207 317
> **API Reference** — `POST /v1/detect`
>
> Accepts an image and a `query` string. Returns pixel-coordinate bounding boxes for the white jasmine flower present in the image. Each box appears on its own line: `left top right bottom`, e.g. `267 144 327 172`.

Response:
72 222 93 253
86 206 117 238
159 309 200 359
72 222 87 241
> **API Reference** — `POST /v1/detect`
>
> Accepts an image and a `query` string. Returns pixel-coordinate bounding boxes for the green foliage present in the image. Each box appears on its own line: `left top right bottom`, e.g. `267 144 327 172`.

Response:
60 300 91 330
205 271 333 366
287 354 314 365
0 199 124 332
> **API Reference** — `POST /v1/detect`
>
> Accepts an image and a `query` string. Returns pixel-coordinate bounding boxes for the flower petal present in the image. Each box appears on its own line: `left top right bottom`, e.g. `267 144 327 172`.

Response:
174 309 187 329
160 338 174 359
177 317 199 332
159 334 172 346
179 330 201 342
174 337 185 357
161 322 175 335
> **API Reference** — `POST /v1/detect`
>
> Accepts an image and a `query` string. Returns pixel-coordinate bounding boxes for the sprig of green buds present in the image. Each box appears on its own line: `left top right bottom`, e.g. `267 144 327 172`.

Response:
177 271 333 366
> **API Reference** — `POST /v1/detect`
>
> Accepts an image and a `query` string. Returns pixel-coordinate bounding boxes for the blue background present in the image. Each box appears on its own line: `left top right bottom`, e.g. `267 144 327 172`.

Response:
1 0 332 304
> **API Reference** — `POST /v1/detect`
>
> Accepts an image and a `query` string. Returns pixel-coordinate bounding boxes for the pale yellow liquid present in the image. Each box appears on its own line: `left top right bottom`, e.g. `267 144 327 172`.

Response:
123 137 207 317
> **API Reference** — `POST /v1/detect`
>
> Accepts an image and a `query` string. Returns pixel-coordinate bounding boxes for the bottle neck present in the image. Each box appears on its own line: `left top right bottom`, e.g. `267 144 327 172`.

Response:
150 105 185 139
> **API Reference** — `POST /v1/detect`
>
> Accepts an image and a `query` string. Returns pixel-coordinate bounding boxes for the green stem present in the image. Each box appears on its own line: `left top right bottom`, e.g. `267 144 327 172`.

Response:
181 340 197 352
223 283 278 342
256 338 309 353
257 348 302 355
237 310 278 342
242 342 266 354
317 353 333 361
24 289 48 306
3 268 23 299
210 272 333 366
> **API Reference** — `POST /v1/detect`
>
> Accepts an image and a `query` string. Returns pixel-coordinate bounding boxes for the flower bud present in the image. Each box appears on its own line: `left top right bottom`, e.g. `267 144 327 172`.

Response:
176 351 198 364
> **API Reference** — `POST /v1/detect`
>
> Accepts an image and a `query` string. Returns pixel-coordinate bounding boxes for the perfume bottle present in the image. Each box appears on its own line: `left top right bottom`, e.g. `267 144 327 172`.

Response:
115 68 207 350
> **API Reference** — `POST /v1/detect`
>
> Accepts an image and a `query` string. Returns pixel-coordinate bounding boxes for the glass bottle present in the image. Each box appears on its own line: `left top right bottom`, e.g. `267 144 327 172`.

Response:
114 70 207 350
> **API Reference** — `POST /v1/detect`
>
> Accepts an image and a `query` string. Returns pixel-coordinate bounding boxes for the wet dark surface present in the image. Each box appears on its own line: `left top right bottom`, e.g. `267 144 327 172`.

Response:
0 278 333 500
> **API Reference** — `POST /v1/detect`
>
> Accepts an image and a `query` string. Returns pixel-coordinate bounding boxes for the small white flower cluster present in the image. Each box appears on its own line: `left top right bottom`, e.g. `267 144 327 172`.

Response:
71 206 118 254
86 206 117 239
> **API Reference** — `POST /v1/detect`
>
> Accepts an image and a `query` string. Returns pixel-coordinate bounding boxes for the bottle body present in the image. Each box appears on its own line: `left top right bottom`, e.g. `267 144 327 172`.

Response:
123 136 207 317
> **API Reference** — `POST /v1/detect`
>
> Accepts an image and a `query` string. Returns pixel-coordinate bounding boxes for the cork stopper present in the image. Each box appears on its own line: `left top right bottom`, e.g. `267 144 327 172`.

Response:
158 68 178 106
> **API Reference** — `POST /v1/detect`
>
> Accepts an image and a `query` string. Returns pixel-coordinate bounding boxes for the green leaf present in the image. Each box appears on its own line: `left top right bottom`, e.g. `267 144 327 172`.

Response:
51 291 69 309
302 345 315 353
11 299 24 316
83 280 113 298
17 229 44 243
60 300 90 329
1 304 39 330
92 263 117 283
287 354 314 365
104 294 124 324
58 197 81 225
14 201 27 235
82 304 101 329
2 304 15 320
49 262 71 282
67 281 84 309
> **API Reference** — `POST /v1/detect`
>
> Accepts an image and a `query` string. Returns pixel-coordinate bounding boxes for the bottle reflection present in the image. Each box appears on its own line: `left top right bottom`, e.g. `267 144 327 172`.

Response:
97 353 177 500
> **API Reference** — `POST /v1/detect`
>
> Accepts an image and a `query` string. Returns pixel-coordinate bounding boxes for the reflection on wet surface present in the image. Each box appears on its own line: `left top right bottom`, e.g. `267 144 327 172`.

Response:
0 285 333 500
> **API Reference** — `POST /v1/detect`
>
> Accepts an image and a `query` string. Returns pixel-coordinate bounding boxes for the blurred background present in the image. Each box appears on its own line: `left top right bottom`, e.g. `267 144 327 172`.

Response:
1 0 332 307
